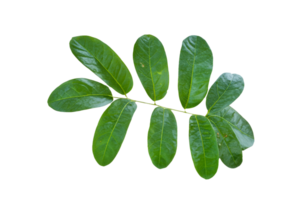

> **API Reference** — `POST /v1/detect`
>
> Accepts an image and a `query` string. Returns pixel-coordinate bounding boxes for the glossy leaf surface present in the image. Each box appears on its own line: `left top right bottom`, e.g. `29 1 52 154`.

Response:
189 115 219 179
206 73 244 114
148 107 177 169
70 36 133 95
178 35 213 109
48 78 113 112
93 99 137 166
208 116 243 168
208 106 254 150
133 35 169 101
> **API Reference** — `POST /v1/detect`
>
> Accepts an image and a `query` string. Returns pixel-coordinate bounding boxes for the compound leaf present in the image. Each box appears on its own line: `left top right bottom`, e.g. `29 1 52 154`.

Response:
148 107 177 169
48 78 113 112
206 73 244 115
208 106 254 150
133 35 169 101
189 115 219 179
178 35 213 109
70 36 133 95
93 98 137 166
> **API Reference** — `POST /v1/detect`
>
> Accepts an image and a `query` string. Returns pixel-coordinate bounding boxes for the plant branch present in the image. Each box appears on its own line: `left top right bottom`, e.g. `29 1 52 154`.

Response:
112 96 198 116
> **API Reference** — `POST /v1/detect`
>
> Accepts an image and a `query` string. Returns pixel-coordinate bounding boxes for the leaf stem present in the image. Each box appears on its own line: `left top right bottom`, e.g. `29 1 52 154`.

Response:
112 96 197 115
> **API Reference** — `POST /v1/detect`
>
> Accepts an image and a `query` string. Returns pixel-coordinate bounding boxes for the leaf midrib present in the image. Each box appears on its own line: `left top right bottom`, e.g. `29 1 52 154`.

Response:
73 39 126 95
209 119 238 165
49 94 112 103
208 115 254 139
194 115 207 176
207 75 234 114
158 109 165 164
148 38 156 101
184 37 198 109
102 100 132 163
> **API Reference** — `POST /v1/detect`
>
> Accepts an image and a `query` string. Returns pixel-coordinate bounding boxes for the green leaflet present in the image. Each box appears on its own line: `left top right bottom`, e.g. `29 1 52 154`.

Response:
189 115 219 179
93 98 137 166
178 35 213 109
133 35 169 101
208 106 254 150
48 78 113 112
70 36 133 95
206 73 244 114
148 107 177 169
208 116 243 168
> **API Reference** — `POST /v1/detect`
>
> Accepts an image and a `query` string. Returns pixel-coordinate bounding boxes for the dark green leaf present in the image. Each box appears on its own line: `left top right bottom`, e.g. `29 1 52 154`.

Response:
208 106 254 150
189 115 219 179
70 36 133 95
133 35 169 101
93 98 137 166
208 116 243 168
48 78 113 112
178 35 213 109
148 107 177 169
206 73 244 114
